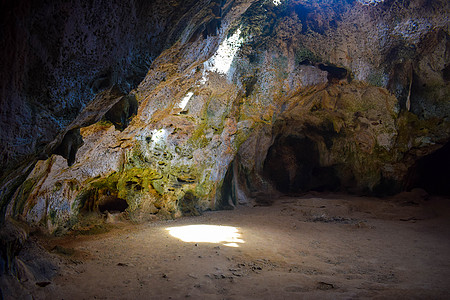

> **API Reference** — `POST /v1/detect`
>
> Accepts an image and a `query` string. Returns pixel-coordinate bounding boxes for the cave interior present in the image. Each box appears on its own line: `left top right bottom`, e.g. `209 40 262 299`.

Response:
1 0 450 298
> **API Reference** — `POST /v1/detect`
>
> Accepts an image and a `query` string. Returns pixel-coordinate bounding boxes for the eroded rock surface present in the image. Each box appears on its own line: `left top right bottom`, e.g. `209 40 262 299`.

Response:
0 0 254 221
3 0 450 235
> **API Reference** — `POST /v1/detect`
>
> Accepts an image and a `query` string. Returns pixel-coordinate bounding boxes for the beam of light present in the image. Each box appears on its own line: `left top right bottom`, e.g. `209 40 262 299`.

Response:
203 28 244 80
178 91 194 110
166 225 245 247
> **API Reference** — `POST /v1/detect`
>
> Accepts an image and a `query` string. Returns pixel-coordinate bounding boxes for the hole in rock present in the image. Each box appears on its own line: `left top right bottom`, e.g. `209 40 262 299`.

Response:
263 135 340 194
405 141 450 196
219 159 238 209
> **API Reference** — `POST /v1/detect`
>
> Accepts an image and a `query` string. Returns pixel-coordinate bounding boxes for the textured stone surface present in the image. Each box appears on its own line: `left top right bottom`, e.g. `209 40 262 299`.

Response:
0 0 256 221
3 0 450 234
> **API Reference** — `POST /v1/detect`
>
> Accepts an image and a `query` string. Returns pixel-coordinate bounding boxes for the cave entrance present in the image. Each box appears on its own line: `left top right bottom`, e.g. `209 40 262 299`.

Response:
263 135 340 194
98 197 129 213
406 141 450 196
82 188 129 214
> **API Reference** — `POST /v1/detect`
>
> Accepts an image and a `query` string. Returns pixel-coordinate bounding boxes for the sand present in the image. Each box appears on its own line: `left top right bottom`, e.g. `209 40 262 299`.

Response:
11 193 450 299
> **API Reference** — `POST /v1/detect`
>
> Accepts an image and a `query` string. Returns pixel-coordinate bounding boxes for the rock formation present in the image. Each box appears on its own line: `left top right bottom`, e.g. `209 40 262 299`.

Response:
0 0 254 222
1 0 449 253
0 0 255 278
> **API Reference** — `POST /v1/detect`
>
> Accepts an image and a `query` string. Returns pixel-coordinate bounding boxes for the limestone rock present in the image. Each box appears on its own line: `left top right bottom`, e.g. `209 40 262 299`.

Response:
4 0 450 233
0 0 257 223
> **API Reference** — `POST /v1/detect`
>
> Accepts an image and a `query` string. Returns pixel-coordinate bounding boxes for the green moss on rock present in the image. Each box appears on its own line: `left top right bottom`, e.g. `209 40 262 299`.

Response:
12 178 38 217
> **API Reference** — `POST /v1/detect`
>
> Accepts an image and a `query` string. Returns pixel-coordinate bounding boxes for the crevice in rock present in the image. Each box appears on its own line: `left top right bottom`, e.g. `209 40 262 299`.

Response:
89 67 114 94
372 175 402 197
104 94 139 131
317 63 348 83
295 60 349 83
219 159 238 209
387 62 413 111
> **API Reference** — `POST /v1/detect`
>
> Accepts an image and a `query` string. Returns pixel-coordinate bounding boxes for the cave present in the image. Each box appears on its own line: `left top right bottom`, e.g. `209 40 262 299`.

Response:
1 0 450 298
97 197 129 213
263 135 340 194
80 188 129 214
406 141 450 196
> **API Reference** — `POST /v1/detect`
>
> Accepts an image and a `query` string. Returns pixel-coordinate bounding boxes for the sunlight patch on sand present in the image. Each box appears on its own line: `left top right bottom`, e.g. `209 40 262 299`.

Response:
166 225 245 247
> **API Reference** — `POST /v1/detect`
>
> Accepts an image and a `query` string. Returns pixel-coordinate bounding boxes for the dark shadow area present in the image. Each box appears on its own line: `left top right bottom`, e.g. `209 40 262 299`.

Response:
81 188 128 214
178 191 200 216
263 135 340 194
317 63 348 82
53 128 84 166
372 175 401 197
443 64 450 82
405 141 450 196
97 197 128 213
220 160 236 209
104 94 138 131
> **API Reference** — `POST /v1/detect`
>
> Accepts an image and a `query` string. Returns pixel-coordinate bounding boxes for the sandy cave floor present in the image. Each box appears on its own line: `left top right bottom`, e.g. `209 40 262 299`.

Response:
18 193 450 299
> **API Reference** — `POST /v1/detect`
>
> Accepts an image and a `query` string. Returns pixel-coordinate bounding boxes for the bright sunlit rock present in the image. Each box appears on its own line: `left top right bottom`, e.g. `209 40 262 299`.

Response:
151 128 168 143
166 225 245 247
178 91 194 110
204 28 244 79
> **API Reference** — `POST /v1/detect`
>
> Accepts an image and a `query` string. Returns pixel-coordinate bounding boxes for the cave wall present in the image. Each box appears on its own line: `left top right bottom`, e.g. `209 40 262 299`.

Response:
4 0 450 233
4 0 256 232
0 0 256 222
237 82 403 198
232 0 450 203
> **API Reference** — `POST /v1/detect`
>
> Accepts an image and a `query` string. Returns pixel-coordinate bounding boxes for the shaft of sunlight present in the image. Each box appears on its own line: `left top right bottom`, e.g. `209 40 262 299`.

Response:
203 28 244 80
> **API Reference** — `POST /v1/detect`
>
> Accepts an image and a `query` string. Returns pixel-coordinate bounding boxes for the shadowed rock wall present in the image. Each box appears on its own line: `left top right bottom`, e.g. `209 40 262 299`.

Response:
228 0 450 204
